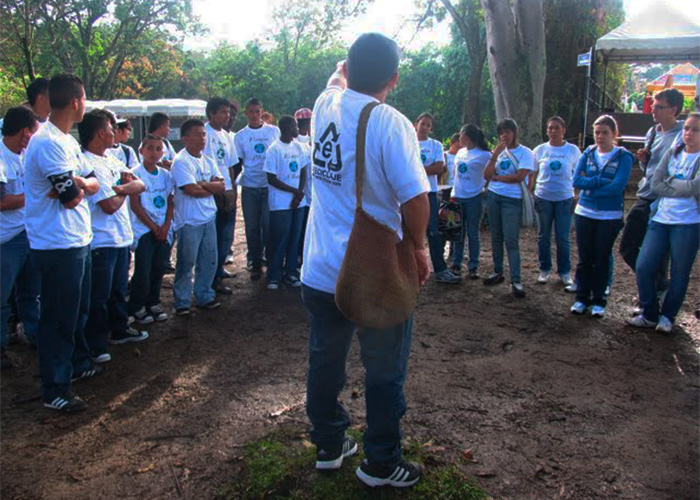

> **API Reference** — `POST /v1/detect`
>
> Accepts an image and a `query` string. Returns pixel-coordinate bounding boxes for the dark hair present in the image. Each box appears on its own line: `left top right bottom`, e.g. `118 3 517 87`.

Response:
655 88 685 117
245 98 262 109
206 97 230 119
496 118 518 136
415 112 434 126
460 123 490 152
181 118 204 138
26 78 49 107
546 116 567 128
450 133 460 144
78 109 112 149
140 133 163 149
347 32 400 94
116 120 131 131
296 117 311 130
674 111 700 157
148 112 170 133
48 73 84 110
278 115 296 134
593 114 618 136
1 106 38 137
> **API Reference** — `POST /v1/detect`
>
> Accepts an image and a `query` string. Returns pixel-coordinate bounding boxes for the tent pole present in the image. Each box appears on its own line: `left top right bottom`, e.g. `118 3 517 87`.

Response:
602 58 608 110
582 46 593 149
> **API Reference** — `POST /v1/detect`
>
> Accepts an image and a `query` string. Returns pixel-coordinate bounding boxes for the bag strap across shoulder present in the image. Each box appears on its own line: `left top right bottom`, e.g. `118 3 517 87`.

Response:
355 101 382 210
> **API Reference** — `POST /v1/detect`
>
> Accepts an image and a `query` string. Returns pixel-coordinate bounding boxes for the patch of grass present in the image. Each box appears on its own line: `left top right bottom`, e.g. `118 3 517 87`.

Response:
215 426 489 500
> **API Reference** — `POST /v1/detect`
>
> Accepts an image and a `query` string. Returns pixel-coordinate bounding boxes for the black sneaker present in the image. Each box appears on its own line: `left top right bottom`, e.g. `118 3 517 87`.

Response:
356 459 421 488
483 272 504 286
72 363 106 381
44 393 88 412
468 268 480 280
176 307 191 317
90 347 111 364
133 307 155 325
250 268 262 281
316 437 358 470
511 282 526 298
148 304 168 322
213 279 233 295
109 327 149 345
197 300 221 310
449 264 462 276
1 348 13 370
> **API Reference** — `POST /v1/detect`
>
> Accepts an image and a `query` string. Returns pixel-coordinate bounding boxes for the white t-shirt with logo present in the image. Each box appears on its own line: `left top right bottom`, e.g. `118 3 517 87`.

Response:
301 87 430 294
653 151 700 225
171 149 219 231
487 145 535 199
204 122 239 190
130 164 174 243
23 122 93 250
453 147 491 199
263 140 310 211
85 151 134 249
444 152 456 188
234 124 281 188
108 143 138 169
533 142 580 201
419 138 445 192
0 141 26 244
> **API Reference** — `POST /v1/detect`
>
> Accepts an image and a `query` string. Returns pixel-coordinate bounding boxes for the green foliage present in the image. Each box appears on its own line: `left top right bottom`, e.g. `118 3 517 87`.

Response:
0 70 26 116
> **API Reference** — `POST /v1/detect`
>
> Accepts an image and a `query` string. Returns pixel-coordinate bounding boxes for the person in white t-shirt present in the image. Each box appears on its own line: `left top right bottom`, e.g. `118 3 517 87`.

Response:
80 110 148 364
107 118 138 169
128 134 174 324
0 107 40 369
483 118 535 297
24 74 101 412
171 119 225 315
302 33 430 488
451 124 492 279
147 112 177 169
234 98 281 280
415 113 460 284
204 97 240 295
294 107 313 265
263 115 308 290
531 116 581 286
629 112 700 333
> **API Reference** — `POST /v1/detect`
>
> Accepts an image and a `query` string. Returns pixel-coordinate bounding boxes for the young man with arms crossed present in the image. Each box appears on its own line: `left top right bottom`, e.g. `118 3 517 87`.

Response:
302 34 430 487
0 107 40 369
171 119 225 316
234 98 280 280
24 74 101 412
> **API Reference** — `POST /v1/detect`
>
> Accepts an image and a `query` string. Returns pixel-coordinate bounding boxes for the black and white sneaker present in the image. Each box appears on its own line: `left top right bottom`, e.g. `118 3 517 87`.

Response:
71 363 106 381
316 437 358 470
44 393 88 413
197 300 221 310
90 347 111 364
109 327 149 345
176 307 191 317
133 307 155 325
148 304 168 322
356 459 421 488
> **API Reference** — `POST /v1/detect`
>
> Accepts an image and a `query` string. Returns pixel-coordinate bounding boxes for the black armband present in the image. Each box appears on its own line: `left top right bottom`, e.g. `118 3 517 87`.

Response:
48 171 81 204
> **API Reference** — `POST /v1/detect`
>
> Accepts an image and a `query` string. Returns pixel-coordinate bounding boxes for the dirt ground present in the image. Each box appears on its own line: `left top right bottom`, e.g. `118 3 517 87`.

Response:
1 209 699 500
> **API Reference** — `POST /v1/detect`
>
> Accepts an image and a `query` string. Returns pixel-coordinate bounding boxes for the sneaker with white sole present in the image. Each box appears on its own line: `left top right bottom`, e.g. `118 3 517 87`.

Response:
591 305 606 317
537 271 550 284
71 363 106 381
483 272 505 286
315 437 358 470
511 282 526 297
627 315 657 328
356 459 422 488
90 347 111 364
656 316 673 333
560 273 573 286
564 282 577 293
267 281 279 290
148 304 168 322
285 276 302 288
133 307 155 325
570 301 587 315
435 269 461 284
44 393 88 413
109 327 149 345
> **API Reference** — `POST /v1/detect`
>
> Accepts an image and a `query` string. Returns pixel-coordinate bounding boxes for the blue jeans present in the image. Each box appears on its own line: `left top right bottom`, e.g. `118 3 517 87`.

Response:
303 285 413 468
268 208 304 282
85 247 130 350
452 195 483 271
535 197 573 275
215 205 237 280
174 219 217 309
427 192 447 273
636 221 699 322
32 246 92 403
129 233 172 314
241 187 270 269
1 231 40 347
486 191 523 282
574 215 623 307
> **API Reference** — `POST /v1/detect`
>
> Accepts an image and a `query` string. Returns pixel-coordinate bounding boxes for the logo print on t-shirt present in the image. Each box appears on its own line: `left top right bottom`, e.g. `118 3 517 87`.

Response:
217 147 225 160
458 162 468 174
289 161 299 172
421 153 428 164
313 122 342 186
254 143 265 154
550 160 562 171
153 196 166 209
499 160 512 171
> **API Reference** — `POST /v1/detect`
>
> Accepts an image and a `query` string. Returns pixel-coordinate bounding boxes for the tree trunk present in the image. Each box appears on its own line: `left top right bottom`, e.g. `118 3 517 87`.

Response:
462 58 483 125
480 0 546 147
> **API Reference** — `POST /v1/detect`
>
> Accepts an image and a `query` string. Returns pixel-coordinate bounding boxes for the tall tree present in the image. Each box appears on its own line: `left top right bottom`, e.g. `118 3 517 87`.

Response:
0 0 47 84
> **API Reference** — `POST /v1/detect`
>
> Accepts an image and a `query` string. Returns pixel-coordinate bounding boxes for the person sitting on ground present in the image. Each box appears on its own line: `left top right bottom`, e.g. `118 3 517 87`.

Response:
263 115 308 290
628 112 700 333
147 112 178 169
570 115 633 318
171 119 225 316
483 118 535 297
128 134 174 325
108 118 138 169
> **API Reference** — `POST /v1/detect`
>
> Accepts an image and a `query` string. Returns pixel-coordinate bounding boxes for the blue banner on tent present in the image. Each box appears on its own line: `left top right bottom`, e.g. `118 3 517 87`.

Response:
578 52 591 67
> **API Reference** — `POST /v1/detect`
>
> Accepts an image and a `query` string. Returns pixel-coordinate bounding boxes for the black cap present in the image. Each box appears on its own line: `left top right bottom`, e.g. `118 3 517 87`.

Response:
347 33 401 93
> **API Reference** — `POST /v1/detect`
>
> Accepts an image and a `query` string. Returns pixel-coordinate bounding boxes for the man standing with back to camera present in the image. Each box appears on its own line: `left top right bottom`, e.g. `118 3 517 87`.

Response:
301 33 430 488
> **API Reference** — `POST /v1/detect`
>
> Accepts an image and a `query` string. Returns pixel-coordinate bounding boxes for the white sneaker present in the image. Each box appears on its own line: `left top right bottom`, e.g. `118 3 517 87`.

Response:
560 273 573 286
591 305 606 317
570 301 587 315
604 286 611 297
656 316 673 333
537 271 551 284
564 283 577 293
627 315 657 328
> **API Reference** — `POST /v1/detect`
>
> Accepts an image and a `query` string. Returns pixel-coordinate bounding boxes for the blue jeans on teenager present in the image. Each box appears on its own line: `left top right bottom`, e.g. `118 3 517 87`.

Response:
85 246 130 350
636 221 699 322
32 245 92 403
241 187 270 269
303 285 413 468
487 191 523 282
1 231 40 347
452 195 483 271
174 218 217 309
574 215 623 307
215 206 237 280
268 208 304 283
427 192 447 273
129 233 172 315
535 197 573 276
